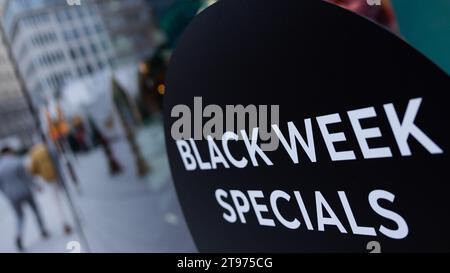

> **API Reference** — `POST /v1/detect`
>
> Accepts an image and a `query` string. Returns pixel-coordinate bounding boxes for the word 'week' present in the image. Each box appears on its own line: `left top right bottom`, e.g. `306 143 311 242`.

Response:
174 97 443 171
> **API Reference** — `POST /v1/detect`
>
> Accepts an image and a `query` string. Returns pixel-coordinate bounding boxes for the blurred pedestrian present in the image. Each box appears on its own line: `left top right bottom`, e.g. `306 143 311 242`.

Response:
72 116 89 152
28 142 73 235
89 117 123 175
0 146 49 252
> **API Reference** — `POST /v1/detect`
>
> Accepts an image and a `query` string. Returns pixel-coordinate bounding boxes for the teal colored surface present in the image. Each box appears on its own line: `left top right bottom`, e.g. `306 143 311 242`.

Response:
392 0 450 74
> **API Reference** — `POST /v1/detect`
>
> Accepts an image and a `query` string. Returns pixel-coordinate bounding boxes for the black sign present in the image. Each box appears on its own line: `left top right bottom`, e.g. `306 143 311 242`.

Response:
163 0 450 252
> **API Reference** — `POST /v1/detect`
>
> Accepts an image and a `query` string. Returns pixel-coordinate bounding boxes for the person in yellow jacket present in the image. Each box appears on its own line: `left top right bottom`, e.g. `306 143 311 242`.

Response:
28 143 72 234
29 143 58 182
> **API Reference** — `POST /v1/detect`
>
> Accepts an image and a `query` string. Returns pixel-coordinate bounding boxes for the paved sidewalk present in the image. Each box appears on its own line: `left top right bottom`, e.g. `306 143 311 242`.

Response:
0 121 197 253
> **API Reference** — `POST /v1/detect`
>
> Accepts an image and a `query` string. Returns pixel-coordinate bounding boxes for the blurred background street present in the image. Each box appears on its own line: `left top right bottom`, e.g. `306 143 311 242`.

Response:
0 0 215 253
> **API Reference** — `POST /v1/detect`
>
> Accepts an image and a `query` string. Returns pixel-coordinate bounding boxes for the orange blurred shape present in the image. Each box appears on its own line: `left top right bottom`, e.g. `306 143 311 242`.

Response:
157 84 166 95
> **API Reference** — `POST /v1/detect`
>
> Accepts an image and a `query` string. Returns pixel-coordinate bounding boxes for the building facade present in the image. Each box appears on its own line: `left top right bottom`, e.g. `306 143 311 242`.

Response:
93 0 156 65
1 0 117 105
1 0 157 107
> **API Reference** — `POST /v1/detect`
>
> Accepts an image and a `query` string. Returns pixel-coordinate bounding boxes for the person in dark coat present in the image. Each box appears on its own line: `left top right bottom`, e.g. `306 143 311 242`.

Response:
0 146 48 251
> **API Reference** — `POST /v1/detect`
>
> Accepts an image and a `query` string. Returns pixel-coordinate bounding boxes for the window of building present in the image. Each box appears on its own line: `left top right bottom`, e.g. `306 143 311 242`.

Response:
95 23 103 33
69 48 77 60
108 58 115 68
26 61 35 76
86 64 93 74
97 60 104 69
79 46 87 57
65 9 73 21
84 25 91 36
101 40 109 51
72 29 80 39
63 30 71 41
91 43 98 54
